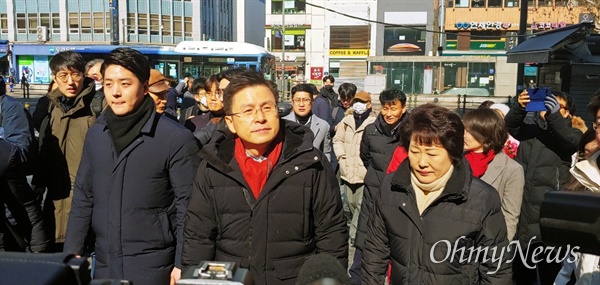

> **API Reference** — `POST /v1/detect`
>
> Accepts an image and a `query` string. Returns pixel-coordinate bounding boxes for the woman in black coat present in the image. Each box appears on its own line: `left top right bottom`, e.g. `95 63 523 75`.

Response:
361 104 511 285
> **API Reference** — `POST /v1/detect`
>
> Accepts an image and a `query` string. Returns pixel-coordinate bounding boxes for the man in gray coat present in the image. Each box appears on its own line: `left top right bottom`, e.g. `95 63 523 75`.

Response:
64 48 199 285
283 83 331 161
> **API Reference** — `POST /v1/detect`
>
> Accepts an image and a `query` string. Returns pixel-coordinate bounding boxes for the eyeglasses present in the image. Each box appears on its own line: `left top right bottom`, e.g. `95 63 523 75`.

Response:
210 90 224 100
55 72 82 83
229 104 277 121
292 98 312 105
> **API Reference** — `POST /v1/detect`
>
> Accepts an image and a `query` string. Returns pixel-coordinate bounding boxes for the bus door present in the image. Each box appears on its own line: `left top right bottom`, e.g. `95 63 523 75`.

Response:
154 61 179 79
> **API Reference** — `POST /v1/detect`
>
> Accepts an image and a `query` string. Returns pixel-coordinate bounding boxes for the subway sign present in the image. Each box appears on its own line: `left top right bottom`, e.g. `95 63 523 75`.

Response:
445 41 505 50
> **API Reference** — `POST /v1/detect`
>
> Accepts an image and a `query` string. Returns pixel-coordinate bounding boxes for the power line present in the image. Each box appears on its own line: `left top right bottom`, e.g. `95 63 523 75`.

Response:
296 0 552 39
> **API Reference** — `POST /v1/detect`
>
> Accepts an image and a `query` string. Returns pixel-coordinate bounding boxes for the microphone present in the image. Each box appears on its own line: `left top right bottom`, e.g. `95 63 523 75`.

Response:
295 254 351 285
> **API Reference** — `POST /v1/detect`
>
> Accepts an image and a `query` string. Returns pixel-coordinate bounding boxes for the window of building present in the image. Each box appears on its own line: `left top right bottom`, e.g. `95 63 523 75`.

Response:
16 13 26 31
0 14 8 34
488 0 502 6
93 12 105 34
162 15 171 36
69 12 79 33
271 30 305 51
52 13 60 29
127 13 136 34
271 0 306 14
81 12 92 34
539 0 552 6
330 26 370 49
174 16 183 37
40 13 50 28
27 14 37 34
138 13 148 35
184 17 193 37
150 14 160 35
384 27 425 41
471 0 484 7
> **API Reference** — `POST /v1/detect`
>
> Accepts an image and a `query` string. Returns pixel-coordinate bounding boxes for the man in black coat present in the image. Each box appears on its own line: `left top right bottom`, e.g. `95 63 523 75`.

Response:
64 48 199 285
505 90 582 285
350 88 407 283
181 70 348 285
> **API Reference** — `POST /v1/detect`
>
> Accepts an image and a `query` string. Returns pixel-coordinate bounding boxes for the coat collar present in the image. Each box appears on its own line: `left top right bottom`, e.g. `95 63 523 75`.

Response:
390 157 471 202
481 151 508 184
200 119 316 174
47 78 96 114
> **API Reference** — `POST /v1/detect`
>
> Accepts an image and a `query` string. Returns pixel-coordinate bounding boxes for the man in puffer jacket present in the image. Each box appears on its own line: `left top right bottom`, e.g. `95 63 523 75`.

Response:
332 91 376 249
505 90 582 285
349 88 407 283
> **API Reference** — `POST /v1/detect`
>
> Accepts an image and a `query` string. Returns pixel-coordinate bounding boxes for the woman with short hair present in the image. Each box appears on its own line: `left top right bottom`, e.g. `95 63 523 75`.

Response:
463 108 525 241
361 104 511 285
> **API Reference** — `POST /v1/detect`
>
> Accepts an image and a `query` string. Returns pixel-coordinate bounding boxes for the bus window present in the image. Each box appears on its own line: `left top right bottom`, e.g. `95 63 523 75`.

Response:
250 64 257 71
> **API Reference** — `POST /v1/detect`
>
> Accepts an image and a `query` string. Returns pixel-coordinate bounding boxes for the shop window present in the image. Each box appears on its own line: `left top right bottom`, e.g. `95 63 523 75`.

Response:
488 0 502 7
384 27 425 41
539 0 552 6
127 13 136 34
505 0 519 7
471 0 484 7
455 0 470 7
330 26 370 49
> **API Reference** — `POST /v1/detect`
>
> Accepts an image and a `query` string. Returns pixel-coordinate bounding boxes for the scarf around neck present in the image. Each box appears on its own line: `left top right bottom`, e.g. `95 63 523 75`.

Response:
464 151 496 178
105 95 154 154
411 164 455 214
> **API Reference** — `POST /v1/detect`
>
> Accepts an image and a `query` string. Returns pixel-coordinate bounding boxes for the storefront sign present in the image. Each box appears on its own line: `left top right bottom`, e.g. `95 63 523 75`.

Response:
531 21 567 30
455 21 513 30
310 67 323 80
383 40 425 56
445 41 505 50
329 49 369 57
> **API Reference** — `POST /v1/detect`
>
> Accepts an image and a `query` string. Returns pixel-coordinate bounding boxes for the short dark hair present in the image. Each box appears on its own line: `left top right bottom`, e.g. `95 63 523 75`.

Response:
191 77 207 95
101 48 150 84
400 104 464 164
85 58 104 74
165 75 177 88
223 70 278 115
478 100 495 109
462 108 508 154
204 74 219 92
338 83 357 101
553 90 575 114
49 51 86 75
588 91 600 120
323 75 335 83
291 84 315 100
379 88 407 106
218 67 248 83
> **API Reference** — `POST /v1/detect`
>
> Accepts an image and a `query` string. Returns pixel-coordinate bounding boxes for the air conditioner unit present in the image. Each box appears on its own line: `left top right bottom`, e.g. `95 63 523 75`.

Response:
37 26 48 42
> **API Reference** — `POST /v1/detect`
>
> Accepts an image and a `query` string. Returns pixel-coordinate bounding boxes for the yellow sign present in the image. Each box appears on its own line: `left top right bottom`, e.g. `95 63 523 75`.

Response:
329 49 369 57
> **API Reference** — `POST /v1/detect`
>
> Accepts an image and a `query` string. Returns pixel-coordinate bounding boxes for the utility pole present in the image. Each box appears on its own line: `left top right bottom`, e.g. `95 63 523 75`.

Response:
432 0 440 56
516 0 528 95
281 9 286 99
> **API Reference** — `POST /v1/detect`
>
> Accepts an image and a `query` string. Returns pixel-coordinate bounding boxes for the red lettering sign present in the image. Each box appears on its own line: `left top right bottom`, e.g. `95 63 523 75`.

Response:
311 67 323 80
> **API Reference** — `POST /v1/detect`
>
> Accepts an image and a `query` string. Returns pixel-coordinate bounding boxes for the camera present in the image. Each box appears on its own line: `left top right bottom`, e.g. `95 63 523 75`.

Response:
177 261 253 285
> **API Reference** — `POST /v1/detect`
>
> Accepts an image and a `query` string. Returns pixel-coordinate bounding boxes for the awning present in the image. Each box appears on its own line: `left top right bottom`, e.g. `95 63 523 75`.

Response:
507 23 593 63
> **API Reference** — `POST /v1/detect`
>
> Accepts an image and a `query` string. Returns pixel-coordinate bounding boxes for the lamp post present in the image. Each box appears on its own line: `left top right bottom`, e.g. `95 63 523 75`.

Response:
281 9 286 99
515 0 528 95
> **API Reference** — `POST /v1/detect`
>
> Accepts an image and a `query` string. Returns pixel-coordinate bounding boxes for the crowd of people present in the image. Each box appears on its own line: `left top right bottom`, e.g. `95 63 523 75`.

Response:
0 48 599 285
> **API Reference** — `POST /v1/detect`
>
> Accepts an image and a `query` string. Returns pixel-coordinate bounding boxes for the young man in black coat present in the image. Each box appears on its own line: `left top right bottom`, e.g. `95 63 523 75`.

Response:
181 70 348 285
64 48 199 285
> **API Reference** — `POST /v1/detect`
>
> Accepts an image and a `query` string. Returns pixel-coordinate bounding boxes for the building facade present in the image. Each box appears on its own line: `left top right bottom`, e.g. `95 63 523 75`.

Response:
0 0 265 83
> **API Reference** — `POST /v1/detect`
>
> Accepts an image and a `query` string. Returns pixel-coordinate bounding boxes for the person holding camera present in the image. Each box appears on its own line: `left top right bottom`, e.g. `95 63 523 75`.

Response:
505 89 583 285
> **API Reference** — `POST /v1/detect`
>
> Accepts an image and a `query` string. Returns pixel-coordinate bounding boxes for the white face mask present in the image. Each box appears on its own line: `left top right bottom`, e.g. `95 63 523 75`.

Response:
94 81 103 91
200 96 208 108
353 102 368 115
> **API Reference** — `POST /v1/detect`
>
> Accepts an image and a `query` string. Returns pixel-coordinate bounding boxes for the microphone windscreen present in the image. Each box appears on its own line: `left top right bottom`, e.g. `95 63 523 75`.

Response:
295 254 351 285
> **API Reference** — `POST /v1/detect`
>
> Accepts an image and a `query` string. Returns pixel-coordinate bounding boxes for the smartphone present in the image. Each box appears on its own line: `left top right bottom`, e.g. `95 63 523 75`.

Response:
525 87 551 112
